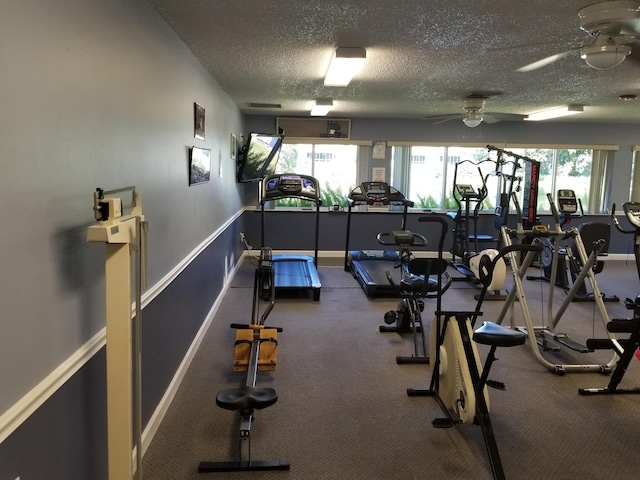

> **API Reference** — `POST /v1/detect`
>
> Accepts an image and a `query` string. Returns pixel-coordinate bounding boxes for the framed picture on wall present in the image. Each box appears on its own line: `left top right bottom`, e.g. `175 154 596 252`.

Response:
189 146 211 185
194 103 205 140
230 133 237 160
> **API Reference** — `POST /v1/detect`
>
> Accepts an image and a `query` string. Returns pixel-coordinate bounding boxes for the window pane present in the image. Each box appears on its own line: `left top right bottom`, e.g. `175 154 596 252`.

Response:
508 148 592 213
275 143 357 207
277 144 312 175
555 149 592 212
312 144 357 206
408 146 445 208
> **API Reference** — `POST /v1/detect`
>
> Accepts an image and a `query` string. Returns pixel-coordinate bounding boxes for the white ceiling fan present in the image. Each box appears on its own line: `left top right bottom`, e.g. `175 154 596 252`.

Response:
517 0 640 72
425 93 524 128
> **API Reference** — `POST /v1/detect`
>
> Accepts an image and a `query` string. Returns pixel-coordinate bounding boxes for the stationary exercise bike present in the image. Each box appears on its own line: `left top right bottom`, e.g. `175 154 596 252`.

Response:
579 202 640 395
409 244 541 480
381 215 452 364
199 247 290 473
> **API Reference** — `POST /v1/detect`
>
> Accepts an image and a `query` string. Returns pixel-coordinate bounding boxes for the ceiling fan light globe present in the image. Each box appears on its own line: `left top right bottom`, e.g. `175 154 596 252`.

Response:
580 44 631 69
462 116 483 128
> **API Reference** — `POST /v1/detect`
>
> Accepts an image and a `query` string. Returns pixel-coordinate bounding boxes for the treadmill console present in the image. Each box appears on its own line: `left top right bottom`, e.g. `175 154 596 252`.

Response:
348 182 413 207
623 202 640 228
262 174 320 203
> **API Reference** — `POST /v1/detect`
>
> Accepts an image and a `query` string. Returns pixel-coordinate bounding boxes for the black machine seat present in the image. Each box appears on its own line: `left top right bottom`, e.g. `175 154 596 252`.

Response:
398 258 451 297
216 386 278 412
473 321 526 348
575 222 610 274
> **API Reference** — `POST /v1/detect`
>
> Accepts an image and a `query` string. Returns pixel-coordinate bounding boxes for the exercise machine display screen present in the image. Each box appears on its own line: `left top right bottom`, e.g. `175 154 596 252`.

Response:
348 181 413 206
455 184 478 198
362 182 390 203
262 174 319 202
557 189 578 215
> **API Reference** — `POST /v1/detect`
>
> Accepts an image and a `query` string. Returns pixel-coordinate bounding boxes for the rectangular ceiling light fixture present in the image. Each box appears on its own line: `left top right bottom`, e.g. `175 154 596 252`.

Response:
310 99 333 116
524 105 584 121
324 47 367 87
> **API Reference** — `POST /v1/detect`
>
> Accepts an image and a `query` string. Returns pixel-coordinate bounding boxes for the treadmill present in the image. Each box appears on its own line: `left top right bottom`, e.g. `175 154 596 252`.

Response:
343 181 415 297
261 173 322 301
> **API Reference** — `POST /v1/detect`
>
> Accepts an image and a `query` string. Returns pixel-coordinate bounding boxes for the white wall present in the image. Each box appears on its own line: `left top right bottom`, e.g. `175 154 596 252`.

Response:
0 0 243 413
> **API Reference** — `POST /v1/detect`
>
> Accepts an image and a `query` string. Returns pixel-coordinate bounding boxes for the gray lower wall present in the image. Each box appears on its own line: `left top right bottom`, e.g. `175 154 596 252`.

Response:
0 229 238 480
242 209 636 257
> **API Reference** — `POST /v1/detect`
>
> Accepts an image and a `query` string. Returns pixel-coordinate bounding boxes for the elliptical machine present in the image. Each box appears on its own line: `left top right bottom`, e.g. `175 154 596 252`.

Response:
199 248 290 472
448 158 508 300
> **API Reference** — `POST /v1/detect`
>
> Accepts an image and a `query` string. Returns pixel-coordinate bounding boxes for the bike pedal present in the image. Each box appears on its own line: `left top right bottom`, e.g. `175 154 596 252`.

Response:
487 380 506 391
432 417 455 428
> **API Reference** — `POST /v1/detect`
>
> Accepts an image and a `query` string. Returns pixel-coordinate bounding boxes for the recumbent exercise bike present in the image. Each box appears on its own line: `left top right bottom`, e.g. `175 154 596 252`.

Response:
380 215 452 364
579 202 640 396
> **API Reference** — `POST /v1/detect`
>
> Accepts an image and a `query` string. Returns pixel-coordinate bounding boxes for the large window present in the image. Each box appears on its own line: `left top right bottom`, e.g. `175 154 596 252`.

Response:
393 144 607 214
274 143 358 207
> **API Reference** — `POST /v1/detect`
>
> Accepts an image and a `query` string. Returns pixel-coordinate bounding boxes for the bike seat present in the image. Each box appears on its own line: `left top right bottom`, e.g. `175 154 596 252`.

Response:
473 322 526 348
216 386 278 412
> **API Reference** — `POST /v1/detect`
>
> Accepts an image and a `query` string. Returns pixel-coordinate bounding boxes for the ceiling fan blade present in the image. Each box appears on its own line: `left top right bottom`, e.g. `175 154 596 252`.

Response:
424 114 463 124
483 113 526 124
516 49 577 72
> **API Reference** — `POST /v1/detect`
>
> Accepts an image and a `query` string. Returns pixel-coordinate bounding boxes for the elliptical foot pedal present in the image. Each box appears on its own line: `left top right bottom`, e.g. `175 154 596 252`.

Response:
551 332 590 353
432 417 455 428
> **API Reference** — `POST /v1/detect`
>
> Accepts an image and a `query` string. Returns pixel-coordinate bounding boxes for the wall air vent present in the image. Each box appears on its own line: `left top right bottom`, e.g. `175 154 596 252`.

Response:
249 102 282 108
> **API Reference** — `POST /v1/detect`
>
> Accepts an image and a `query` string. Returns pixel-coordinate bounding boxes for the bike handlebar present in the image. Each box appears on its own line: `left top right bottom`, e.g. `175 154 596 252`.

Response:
611 203 636 234
377 230 428 247
230 323 284 332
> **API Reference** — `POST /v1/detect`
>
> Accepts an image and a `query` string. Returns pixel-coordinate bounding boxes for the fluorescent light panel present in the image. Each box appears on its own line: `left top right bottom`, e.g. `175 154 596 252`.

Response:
525 105 584 121
324 47 366 87
310 99 333 116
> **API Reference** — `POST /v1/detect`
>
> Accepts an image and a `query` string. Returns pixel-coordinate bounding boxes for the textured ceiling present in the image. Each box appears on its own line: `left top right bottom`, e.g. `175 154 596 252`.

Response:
149 0 640 124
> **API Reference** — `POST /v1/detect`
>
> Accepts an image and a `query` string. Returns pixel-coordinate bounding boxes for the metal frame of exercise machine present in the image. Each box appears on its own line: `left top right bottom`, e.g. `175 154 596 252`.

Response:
199 247 290 472
380 215 452 364
344 181 415 297
527 190 618 302
495 194 620 375
261 173 322 301
579 202 640 395
87 186 148 480
408 245 537 480
449 158 498 277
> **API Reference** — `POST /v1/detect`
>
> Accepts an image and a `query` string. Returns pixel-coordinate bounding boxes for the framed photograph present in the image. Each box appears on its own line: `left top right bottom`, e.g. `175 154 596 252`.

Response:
230 133 237 160
194 103 205 140
189 146 211 185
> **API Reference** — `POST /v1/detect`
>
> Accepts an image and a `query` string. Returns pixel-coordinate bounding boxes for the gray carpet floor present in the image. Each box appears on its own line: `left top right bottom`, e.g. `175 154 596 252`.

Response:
142 256 640 480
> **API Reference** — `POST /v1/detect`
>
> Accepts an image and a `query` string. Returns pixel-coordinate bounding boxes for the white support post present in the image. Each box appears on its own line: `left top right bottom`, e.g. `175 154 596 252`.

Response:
87 187 145 480
104 241 134 480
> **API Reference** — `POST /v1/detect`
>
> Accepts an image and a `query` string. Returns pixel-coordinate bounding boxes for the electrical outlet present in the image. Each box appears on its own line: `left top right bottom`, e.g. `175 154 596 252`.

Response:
240 232 246 242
